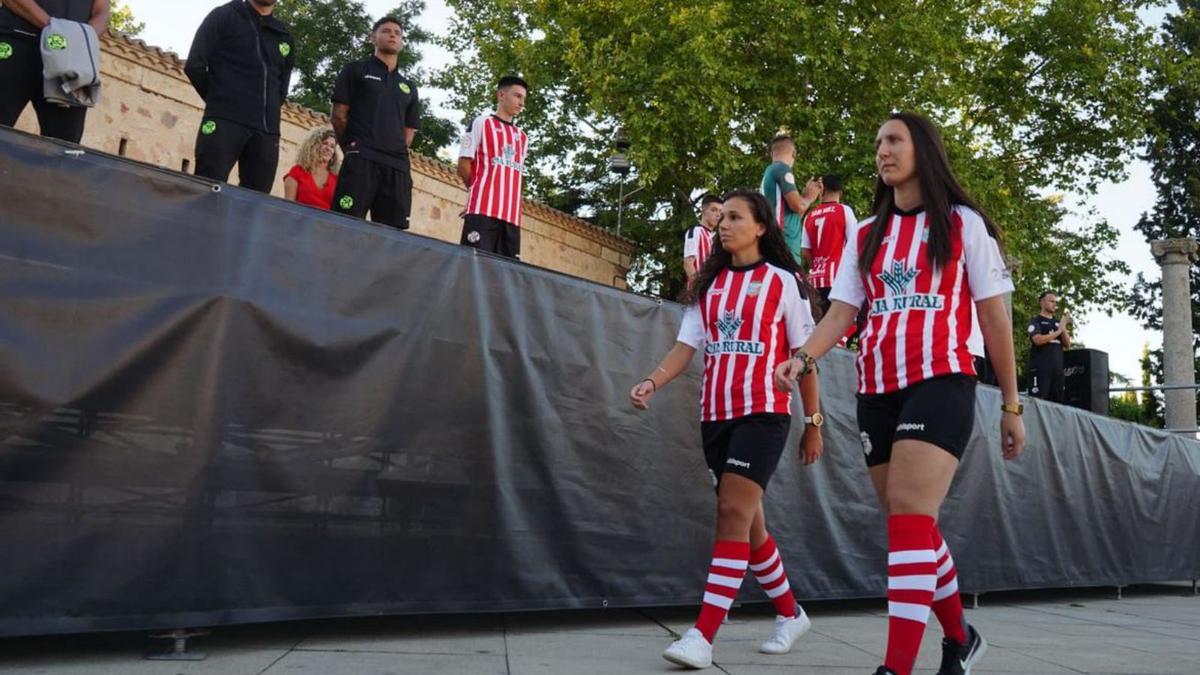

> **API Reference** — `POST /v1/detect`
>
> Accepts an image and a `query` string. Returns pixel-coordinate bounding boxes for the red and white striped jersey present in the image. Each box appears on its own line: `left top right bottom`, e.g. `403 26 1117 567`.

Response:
829 205 1012 395
459 113 528 227
683 225 714 270
677 260 815 421
801 202 858 288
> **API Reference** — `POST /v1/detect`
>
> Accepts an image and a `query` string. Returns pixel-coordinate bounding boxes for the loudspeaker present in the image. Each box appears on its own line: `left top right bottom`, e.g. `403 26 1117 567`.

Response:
1064 349 1109 416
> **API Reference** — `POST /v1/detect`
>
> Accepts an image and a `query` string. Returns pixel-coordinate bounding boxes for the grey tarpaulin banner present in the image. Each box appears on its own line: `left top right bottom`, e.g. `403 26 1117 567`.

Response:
0 127 1197 636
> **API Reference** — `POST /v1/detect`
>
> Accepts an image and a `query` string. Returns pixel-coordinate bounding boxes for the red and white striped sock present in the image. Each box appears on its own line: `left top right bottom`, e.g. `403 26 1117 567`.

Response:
931 525 968 643
884 514 937 675
693 540 750 643
749 535 798 618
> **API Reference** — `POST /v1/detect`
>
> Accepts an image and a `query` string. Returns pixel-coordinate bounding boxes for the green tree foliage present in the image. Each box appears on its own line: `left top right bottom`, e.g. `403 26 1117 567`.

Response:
273 0 457 157
1109 342 1165 427
439 0 1155 335
108 1 143 36
1128 0 1200 421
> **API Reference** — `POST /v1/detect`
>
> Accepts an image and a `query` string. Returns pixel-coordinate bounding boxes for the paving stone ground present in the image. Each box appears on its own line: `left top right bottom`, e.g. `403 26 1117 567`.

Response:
1 584 1196 674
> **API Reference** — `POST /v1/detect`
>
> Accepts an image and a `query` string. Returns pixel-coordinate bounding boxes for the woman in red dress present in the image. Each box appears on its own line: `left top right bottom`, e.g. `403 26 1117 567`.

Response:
284 128 340 210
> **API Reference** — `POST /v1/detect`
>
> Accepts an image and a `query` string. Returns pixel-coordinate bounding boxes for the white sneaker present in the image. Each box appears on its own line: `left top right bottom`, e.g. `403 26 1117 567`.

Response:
759 610 812 654
662 627 713 669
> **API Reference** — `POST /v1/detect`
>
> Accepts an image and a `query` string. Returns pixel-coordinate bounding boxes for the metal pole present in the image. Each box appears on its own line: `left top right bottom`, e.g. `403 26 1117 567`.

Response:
1108 384 1200 393
616 178 625 236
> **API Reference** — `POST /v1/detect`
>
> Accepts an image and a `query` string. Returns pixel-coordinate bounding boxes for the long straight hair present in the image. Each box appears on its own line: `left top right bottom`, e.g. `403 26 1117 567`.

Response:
682 189 808 305
858 112 1002 274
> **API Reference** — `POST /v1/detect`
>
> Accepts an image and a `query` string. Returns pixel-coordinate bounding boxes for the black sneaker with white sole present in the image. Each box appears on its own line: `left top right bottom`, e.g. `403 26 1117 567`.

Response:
937 624 988 675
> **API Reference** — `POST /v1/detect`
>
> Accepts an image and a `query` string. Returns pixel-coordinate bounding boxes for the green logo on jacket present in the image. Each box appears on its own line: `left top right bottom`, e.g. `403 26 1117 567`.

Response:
0 42 12 60
398 82 411 94
339 195 354 210
45 33 67 50
279 42 291 57
201 120 217 135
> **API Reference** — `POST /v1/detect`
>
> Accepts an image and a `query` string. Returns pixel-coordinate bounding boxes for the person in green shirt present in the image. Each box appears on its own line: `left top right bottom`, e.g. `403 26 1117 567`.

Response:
760 133 822 263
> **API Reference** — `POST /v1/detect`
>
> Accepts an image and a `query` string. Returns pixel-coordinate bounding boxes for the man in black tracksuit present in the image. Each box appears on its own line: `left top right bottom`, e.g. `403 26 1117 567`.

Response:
1028 290 1072 403
330 16 421 229
185 0 294 193
0 0 109 143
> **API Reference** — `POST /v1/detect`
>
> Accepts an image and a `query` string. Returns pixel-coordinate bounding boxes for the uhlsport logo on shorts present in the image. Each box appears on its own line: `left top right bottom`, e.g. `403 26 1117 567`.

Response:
45 33 67 50
0 42 12 60
398 82 411 94
860 431 873 455
279 42 291 57
339 195 354 210
466 231 481 244
726 458 751 469
201 120 217 135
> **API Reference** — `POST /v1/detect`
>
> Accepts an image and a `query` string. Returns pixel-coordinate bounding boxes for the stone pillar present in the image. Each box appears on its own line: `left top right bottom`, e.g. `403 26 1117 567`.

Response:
1151 238 1199 431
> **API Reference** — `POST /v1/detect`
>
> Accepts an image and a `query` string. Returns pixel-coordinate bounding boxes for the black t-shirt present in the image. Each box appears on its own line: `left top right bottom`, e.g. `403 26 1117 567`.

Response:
1028 315 1063 364
0 0 92 34
332 56 422 170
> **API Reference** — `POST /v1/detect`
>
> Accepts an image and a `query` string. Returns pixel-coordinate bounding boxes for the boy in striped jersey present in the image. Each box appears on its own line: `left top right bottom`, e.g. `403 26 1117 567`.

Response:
458 75 529 259
777 113 1026 675
684 193 722 283
760 133 822 263
632 189 824 669
801 174 858 320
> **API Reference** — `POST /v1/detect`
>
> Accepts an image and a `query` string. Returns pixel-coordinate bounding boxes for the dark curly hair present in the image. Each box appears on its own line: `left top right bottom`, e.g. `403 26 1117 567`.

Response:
681 188 809 305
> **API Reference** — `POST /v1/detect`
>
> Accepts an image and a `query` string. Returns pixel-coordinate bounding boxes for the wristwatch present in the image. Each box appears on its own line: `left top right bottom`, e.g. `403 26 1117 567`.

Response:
804 412 825 428
1001 402 1024 416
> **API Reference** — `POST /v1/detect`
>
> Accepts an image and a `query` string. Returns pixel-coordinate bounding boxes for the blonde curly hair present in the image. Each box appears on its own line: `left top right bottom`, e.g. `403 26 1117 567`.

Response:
295 128 341 174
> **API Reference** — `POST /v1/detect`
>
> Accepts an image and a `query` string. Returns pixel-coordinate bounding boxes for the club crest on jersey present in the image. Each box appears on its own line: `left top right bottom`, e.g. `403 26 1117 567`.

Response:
707 311 764 356
871 261 945 315
746 281 763 297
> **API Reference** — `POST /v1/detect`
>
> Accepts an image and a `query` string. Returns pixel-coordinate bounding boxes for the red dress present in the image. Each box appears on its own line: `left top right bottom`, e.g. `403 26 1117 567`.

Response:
286 165 338 210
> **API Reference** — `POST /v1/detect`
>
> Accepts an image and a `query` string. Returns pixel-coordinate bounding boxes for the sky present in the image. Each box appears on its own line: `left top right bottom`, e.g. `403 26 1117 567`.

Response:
122 0 1169 383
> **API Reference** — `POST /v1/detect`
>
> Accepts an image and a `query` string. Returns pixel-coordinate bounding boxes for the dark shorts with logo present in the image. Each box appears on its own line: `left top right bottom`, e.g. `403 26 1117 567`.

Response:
0 33 87 143
700 413 791 490
856 374 976 467
461 214 520 259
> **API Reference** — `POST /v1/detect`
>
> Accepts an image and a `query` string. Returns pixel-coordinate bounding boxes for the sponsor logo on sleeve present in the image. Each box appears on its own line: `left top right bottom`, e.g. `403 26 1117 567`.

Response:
0 42 13 60
338 195 354 210
279 42 291 57
45 33 67 50
200 120 218 135
398 82 411 94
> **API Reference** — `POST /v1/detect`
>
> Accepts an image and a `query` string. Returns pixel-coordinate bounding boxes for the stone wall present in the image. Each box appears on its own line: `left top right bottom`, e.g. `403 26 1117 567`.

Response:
14 31 632 288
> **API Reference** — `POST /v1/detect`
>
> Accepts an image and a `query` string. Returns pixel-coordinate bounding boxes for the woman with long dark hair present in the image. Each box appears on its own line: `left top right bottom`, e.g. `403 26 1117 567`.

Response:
776 112 1025 675
631 189 824 669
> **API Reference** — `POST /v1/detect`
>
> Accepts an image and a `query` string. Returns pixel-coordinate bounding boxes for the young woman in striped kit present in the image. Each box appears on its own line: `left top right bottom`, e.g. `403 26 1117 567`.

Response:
776 112 1026 675
631 189 824 669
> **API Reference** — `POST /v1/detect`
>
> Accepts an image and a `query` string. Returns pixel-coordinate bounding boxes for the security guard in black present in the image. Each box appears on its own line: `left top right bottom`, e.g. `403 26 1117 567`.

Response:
0 0 103 143
185 0 295 193
1028 292 1071 403
331 26 422 230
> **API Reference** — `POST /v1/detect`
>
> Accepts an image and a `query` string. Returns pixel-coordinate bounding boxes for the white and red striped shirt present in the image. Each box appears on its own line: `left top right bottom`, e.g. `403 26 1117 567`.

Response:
829 205 1012 395
801 202 858 288
677 261 815 421
683 225 714 270
459 113 529 227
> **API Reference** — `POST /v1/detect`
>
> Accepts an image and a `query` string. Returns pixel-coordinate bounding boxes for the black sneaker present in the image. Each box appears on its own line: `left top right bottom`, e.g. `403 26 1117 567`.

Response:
874 668 897 675
937 624 988 675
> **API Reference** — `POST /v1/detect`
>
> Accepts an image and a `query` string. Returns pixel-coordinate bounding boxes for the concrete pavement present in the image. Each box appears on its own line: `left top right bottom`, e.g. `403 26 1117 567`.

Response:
1 584 1196 674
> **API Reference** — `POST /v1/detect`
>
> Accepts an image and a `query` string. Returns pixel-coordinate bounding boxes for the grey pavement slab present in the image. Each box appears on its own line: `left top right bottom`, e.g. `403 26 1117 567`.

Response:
0 585 1194 675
